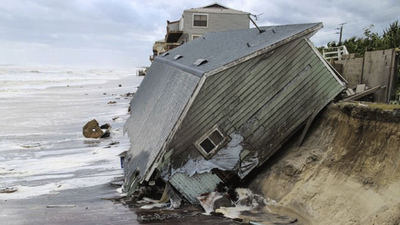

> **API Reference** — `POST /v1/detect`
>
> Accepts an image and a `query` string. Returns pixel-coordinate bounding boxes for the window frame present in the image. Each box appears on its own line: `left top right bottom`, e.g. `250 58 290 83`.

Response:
192 34 202 40
192 13 208 28
194 125 230 159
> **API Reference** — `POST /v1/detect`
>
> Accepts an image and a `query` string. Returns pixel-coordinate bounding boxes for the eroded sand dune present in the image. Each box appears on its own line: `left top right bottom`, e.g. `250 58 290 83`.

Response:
250 102 400 225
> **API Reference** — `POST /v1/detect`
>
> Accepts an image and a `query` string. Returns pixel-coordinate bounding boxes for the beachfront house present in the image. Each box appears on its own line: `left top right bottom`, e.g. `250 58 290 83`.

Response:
125 22 346 204
150 3 250 61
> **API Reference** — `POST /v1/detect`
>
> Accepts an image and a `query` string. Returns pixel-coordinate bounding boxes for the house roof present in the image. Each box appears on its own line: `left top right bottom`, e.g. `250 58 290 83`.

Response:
202 3 229 9
185 3 248 14
123 61 200 185
155 23 323 77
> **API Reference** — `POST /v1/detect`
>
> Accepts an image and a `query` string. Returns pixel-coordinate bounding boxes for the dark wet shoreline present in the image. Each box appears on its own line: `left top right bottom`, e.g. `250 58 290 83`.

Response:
0 182 244 225
1 183 138 225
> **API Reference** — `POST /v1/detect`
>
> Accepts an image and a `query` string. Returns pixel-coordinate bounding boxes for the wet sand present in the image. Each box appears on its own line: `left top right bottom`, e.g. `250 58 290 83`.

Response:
1 184 138 225
1 181 241 225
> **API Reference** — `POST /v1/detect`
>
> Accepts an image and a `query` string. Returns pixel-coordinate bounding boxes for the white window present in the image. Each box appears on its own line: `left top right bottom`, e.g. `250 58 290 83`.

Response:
193 14 208 27
192 35 202 40
194 125 230 159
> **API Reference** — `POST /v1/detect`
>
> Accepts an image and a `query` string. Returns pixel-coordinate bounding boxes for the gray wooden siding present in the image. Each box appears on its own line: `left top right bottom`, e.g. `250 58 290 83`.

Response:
168 38 343 167
183 11 249 41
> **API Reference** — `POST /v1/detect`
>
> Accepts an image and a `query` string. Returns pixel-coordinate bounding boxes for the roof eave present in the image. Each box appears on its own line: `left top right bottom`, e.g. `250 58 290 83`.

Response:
154 56 205 78
184 9 249 15
201 2 230 9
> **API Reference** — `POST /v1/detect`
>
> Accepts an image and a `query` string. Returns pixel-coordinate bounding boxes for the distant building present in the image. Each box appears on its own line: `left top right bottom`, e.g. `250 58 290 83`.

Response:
150 3 250 62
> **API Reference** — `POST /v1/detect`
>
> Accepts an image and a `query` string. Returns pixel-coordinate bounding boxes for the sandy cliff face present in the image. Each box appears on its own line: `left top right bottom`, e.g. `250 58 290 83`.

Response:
249 102 400 225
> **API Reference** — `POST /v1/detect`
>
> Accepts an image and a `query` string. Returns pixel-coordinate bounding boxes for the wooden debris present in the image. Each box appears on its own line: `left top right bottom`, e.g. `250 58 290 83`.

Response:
342 86 382 102
346 88 355 96
355 84 366 93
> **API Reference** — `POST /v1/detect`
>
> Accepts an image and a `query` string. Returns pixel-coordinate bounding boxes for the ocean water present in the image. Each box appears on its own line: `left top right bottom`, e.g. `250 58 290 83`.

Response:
0 65 142 200
0 66 247 225
0 66 142 199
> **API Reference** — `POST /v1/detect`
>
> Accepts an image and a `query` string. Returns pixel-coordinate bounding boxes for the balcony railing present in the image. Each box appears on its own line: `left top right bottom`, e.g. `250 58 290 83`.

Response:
323 46 349 61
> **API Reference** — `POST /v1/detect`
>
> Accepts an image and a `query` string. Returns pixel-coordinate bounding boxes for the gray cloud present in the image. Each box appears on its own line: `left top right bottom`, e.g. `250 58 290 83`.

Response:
235 0 399 46
0 0 398 68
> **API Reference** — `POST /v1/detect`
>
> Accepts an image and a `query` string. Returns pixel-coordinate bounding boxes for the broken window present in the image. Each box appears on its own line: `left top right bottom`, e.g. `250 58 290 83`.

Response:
193 14 208 27
195 125 229 159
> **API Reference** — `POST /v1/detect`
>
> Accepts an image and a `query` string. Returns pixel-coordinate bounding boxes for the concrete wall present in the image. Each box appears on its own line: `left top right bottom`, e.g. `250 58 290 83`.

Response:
168 22 180 32
334 49 398 103
334 55 363 88
363 49 397 102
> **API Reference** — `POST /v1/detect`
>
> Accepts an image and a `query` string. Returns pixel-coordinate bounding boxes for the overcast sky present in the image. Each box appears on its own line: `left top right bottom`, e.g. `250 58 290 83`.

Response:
0 0 398 68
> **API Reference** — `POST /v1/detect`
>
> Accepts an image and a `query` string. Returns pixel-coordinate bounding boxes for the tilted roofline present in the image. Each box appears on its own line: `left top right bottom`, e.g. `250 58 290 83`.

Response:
156 23 323 77
205 23 323 77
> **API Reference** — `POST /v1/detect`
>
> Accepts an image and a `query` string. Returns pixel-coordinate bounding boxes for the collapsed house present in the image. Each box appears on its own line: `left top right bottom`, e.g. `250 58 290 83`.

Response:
123 22 346 204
